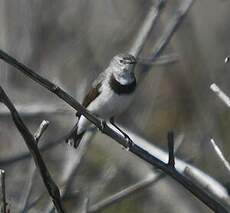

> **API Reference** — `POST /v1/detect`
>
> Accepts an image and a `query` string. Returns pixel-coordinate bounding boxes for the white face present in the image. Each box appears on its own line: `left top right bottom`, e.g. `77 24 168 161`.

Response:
110 54 136 84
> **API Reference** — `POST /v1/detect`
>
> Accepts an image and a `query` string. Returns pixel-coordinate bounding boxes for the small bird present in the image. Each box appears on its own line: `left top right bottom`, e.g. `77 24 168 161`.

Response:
66 53 137 148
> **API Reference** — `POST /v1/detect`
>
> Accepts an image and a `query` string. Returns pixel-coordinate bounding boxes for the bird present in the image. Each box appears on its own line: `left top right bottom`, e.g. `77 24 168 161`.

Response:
66 53 137 148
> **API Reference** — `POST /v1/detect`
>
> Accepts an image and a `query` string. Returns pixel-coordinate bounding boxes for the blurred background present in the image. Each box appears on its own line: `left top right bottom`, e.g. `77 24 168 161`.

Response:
0 0 230 212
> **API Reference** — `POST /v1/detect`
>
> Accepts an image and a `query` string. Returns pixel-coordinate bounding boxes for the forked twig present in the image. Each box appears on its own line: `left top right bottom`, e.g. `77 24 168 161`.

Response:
88 131 183 213
0 87 65 213
47 130 96 213
139 0 194 64
0 47 227 212
0 0 228 210
210 138 230 174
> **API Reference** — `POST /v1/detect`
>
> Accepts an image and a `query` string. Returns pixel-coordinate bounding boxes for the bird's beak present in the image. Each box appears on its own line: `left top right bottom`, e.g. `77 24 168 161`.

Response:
129 61 136 65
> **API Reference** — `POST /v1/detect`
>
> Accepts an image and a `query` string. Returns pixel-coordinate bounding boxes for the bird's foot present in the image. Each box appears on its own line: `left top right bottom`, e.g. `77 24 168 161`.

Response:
109 117 133 151
98 120 107 133
65 132 78 149
124 134 134 151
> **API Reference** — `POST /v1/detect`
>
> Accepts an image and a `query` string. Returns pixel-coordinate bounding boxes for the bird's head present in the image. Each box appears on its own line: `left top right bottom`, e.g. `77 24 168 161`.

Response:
109 53 136 84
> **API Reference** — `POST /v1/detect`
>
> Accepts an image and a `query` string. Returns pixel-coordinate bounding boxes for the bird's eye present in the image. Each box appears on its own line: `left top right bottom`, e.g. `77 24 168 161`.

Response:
119 59 123 63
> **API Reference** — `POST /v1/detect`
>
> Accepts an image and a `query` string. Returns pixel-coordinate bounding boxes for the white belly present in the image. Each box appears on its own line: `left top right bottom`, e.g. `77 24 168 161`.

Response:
89 84 133 118
77 83 134 133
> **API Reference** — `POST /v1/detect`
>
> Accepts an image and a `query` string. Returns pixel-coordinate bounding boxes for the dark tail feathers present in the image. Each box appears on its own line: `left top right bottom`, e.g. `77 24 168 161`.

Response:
65 117 85 148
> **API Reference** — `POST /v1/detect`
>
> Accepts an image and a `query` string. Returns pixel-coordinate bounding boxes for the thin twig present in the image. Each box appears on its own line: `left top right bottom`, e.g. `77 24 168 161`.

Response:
129 0 166 57
167 131 175 167
0 103 69 116
210 83 230 107
23 191 80 212
0 134 67 166
139 0 194 64
88 173 165 213
82 197 89 213
138 53 179 66
125 128 229 198
0 87 65 213
0 170 6 213
210 138 230 174
47 130 96 213
88 131 183 213
225 56 230 63
0 47 228 212
34 120 50 144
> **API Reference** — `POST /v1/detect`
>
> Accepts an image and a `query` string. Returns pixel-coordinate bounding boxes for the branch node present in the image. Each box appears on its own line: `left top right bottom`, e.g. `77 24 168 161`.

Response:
34 120 50 144
98 120 106 133
167 131 175 168
51 85 60 92
225 56 230 64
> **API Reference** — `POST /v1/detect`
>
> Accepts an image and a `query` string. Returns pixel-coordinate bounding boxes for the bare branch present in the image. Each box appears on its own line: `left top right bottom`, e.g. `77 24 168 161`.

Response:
46 130 96 213
0 103 70 116
139 0 194 64
0 135 63 166
138 53 179 66
0 2 229 207
210 138 230 174
0 170 6 213
184 167 230 207
88 131 183 213
0 46 228 212
210 83 230 107
129 0 166 57
34 120 50 144
225 56 230 63
0 87 65 213
82 197 89 213
88 173 165 213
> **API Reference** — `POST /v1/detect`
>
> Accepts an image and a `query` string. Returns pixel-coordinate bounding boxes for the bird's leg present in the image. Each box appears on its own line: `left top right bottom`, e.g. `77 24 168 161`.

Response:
109 117 133 149
99 120 107 133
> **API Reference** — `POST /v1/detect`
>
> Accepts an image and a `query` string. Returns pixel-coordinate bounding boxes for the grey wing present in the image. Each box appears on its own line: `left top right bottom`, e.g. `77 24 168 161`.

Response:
92 70 106 88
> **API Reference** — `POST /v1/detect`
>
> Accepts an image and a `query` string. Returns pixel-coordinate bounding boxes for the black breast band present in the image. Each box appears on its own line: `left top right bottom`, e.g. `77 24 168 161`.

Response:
109 74 136 95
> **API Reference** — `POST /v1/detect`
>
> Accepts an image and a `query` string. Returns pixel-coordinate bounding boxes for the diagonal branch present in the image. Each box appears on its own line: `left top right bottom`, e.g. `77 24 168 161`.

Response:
210 83 230 108
139 0 194 64
0 87 65 213
46 130 96 213
0 135 65 166
138 53 179 66
88 131 186 213
88 173 165 213
0 49 228 212
129 0 166 57
210 138 230 174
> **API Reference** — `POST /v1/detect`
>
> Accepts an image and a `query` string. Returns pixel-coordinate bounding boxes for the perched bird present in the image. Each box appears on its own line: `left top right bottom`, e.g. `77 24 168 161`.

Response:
66 53 137 148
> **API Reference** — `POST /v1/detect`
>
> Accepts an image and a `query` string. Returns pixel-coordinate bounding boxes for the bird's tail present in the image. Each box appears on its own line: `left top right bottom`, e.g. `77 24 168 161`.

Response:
65 116 85 148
